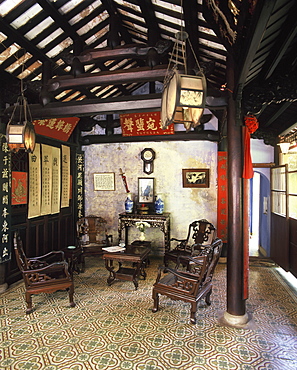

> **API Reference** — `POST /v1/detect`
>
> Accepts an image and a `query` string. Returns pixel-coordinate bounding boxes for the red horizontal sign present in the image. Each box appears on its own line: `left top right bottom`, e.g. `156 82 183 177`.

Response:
33 117 80 141
120 111 174 136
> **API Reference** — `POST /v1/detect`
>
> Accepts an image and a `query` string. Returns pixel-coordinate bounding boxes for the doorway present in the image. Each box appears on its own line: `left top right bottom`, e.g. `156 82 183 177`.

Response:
249 171 271 257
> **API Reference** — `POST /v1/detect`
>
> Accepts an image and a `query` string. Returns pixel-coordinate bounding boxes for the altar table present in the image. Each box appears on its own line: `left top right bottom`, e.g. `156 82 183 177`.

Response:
118 213 171 252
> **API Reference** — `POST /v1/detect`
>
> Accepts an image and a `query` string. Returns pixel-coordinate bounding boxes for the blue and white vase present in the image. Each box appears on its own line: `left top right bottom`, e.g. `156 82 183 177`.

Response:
125 193 134 213
155 195 164 214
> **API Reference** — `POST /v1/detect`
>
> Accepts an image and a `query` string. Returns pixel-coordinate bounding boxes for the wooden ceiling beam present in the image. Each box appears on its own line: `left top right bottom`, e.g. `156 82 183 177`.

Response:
138 0 161 44
5 94 163 120
183 0 200 72
100 0 133 44
263 102 292 128
80 130 220 145
5 90 227 120
47 65 168 91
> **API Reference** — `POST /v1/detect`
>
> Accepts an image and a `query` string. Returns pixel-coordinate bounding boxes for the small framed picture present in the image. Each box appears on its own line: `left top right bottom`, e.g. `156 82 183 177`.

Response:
138 177 154 203
182 169 210 188
94 173 115 191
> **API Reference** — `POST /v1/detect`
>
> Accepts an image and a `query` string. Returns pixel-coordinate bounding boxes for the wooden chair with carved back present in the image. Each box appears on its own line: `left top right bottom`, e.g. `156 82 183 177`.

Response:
152 237 223 324
77 215 113 271
13 231 75 314
164 219 216 269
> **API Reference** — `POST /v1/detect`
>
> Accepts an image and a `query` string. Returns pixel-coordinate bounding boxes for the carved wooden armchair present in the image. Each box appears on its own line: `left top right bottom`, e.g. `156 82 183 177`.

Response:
13 232 75 314
77 216 112 271
164 219 216 268
153 238 223 324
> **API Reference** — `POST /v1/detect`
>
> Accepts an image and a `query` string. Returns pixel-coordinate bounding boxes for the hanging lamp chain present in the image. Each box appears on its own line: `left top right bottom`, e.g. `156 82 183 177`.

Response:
163 0 203 87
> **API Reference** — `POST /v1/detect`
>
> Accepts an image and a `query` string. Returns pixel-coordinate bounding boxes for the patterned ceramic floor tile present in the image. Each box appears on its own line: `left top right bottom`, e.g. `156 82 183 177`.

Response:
0 257 296 370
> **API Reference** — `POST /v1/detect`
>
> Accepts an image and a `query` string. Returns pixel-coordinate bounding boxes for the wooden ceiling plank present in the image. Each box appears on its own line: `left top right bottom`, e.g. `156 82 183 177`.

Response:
261 2 297 80
0 18 52 64
236 0 277 95
36 0 81 42
1 0 35 23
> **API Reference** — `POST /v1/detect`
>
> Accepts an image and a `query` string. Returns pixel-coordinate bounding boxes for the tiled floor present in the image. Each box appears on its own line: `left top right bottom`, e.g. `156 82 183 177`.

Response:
0 257 296 370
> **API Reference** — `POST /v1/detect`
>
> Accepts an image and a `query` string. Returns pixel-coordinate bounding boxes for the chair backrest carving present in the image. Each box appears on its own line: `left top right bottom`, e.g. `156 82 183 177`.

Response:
188 219 216 245
77 215 108 244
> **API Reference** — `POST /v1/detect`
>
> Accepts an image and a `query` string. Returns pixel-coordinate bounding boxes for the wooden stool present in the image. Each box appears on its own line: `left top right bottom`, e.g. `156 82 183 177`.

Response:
63 246 83 275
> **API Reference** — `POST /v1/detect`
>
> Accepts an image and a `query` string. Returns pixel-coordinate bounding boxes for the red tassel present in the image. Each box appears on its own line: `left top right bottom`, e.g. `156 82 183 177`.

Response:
242 115 259 179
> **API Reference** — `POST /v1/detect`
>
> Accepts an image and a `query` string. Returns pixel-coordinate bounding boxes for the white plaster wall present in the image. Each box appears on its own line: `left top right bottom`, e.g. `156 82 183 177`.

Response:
82 141 218 254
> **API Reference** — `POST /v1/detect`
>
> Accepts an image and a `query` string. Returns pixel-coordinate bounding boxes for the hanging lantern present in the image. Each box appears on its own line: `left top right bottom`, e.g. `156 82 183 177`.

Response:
6 121 36 153
6 94 36 153
161 69 207 131
160 26 207 132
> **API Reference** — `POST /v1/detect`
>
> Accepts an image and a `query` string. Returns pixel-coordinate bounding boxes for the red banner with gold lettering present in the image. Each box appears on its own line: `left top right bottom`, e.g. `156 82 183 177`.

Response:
217 152 228 242
120 111 174 136
33 117 80 141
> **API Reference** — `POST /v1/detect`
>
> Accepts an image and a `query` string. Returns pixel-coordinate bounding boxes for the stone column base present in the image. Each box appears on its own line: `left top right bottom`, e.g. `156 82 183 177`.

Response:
223 311 249 326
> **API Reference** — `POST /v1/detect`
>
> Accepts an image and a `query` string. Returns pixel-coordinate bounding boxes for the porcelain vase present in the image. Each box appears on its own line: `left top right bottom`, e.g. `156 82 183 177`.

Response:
125 193 134 213
139 231 145 241
155 195 164 214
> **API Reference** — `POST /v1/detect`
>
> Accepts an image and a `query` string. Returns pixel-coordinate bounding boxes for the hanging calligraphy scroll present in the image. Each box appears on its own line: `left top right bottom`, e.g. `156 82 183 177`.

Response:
51 147 61 214
41 144 52 216
217 151 228 242
0 137 11 263
12 172 27 205
28 143 41 218
120 111 174 136
61 145 70 208
33 117 80 141
76 152 85 220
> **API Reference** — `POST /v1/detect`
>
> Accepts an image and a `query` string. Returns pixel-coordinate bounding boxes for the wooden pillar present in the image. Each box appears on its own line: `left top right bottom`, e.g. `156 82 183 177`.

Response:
224 55 248 325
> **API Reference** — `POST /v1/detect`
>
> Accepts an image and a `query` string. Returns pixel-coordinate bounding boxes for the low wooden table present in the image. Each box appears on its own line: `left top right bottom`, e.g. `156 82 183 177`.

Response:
103 245 151 290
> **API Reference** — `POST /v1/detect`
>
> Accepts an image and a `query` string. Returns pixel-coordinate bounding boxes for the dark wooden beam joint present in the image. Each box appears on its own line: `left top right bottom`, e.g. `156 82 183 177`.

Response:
61 41 173 65
243 69 297 116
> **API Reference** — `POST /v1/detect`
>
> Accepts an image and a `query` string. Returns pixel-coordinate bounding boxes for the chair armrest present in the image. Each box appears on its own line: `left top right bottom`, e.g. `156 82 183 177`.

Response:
154 264 199 284
168 238 188 251
170 238 186 243
29 250 65 261
23 261 70 276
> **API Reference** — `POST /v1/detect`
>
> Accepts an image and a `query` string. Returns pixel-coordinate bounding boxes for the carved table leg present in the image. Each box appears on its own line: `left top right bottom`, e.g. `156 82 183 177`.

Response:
132 263 140 290
152 290 159 312
139 261 147 280
68 285 76 307
105 259 115 285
